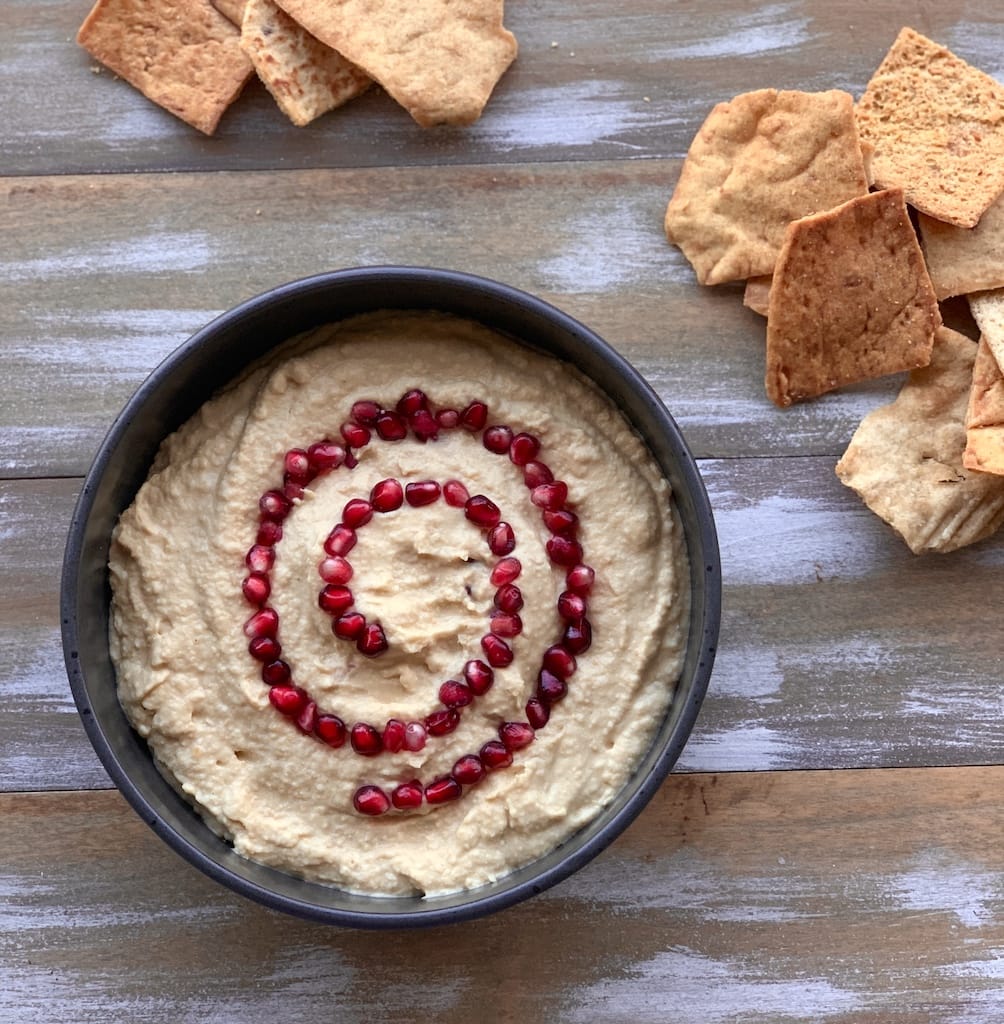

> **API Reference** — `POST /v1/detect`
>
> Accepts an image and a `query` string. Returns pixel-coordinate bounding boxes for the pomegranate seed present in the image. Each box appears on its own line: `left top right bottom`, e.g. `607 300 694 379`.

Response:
344 451 359 470
531 481 569 510
396 389 428 415
307 441 345 471
546 535 583 567
333 611 366 640
463 659 494 695
452 754 485 786
425 776 462 805
460 400 488 430
248 635 280 662
357 622 388 657
544 509 578 535
480 739 513 770
296 699 318 734
353 785 390 816
244 607 278 638
376 411 407 441
436 408 460 429
256 520 282 546
383 718 406 753
316 714 346 747
543 644 577 679
283 480 304 502
262 659 291 685
391 780 424 810
370 478 404 512
242 572 270 605
509 432 541 466
404 721 427 751
483 425 513 454
318 556 353 584
442 479 470 507
351 722 383 756
490 557 522 585
351 400 382 425
405 480 441 507
426 709 460 736
564 618 592 655
558 591 587 619
537 668 567 704
268 685 307 716
481 633 513 668
342 498 373 528
410 409 439 442
340 421 371 448
245 544 275 573
494 583 524 613
499 721 535 752
465 495 501 528
324 524 357 556
566 564 595 594
488 522 516 556
284 448 311 482
490 611 523 638
526 697 550 729
318 584 354 615
439 680 473 708
523 461 553 488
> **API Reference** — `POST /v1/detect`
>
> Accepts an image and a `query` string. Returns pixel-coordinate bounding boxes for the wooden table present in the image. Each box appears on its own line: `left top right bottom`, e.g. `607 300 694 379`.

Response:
4 1 1004 1019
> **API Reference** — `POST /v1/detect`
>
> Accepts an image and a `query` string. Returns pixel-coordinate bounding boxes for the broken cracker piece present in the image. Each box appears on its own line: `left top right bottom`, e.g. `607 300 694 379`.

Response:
77 0 253 136
664 89 869 286
765 188 939 407
211 0 247 25
963 336 1004 476
835 327 1004 553
856 27 1004 229
271 0 517 127
240 0 370 127
918 191 1004 300
969 289 1004 371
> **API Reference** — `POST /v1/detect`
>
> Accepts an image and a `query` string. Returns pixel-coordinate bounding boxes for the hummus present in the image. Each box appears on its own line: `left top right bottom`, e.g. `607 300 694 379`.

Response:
109 311 689 896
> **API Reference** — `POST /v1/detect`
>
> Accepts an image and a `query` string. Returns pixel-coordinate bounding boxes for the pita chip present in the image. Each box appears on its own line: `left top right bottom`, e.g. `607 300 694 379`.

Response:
240 0 370 127
963 336 1004 476
664 89 869 285
743 276 772 317
765 188 939 407
856 27 1004 228
969 289 1004 371
77 0 253 135
211 0 247 25
918 191 1004 300
835 327 1004 553
271 0 516 127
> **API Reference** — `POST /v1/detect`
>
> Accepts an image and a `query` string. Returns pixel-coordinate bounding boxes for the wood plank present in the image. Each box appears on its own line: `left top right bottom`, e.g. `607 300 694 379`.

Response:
2 1 1001 176
6 457 1003 792
3 767 1004 1021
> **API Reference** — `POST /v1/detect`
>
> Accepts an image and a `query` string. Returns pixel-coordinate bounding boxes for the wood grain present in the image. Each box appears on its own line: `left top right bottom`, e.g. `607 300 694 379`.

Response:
4 768 1004 1022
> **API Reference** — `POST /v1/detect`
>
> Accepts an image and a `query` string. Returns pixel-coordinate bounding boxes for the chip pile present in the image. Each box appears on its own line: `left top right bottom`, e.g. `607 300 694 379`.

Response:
77 0 517 133
664 27 1004 553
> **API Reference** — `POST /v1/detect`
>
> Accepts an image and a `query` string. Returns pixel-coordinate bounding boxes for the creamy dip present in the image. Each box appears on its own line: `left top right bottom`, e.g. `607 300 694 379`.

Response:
109 311 689 896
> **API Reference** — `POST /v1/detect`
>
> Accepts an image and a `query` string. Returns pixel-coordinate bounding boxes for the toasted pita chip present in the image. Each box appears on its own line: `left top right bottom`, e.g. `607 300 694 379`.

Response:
765 188 939 407
968 290 1004 372
240 0 370 127
918 192 1004 300
663 89 869 286
743 276 772 317
271 0 516 127
211 0 246 24
835 327 1004 552
856 27 1004 229
77 0 253 135
963 336 1004 475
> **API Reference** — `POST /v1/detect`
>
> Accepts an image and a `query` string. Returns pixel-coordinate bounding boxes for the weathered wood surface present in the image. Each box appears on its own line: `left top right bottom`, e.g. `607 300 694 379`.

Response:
5 768 1004 1022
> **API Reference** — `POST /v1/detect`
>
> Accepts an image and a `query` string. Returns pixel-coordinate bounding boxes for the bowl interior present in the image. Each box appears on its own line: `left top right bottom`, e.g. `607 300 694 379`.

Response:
62 266 720 927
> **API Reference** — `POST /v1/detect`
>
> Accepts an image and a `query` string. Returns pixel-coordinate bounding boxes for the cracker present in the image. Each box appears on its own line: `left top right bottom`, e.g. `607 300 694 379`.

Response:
963 336 1004 476
835 327 1004 553
211 0 247 25
271 0 517 127
969 289 1004 370
743 276 772 317
240 0 370 127
765 188 939 407
856 27 1004 229
77 0 253 135
663 89 869 285
918 192 1004 300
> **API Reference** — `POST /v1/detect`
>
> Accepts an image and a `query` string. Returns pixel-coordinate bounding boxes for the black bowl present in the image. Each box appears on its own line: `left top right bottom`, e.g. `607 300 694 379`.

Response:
61 266 720 928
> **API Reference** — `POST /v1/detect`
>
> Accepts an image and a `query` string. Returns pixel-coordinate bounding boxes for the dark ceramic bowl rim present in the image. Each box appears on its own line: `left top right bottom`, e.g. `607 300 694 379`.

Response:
61 265 720 929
